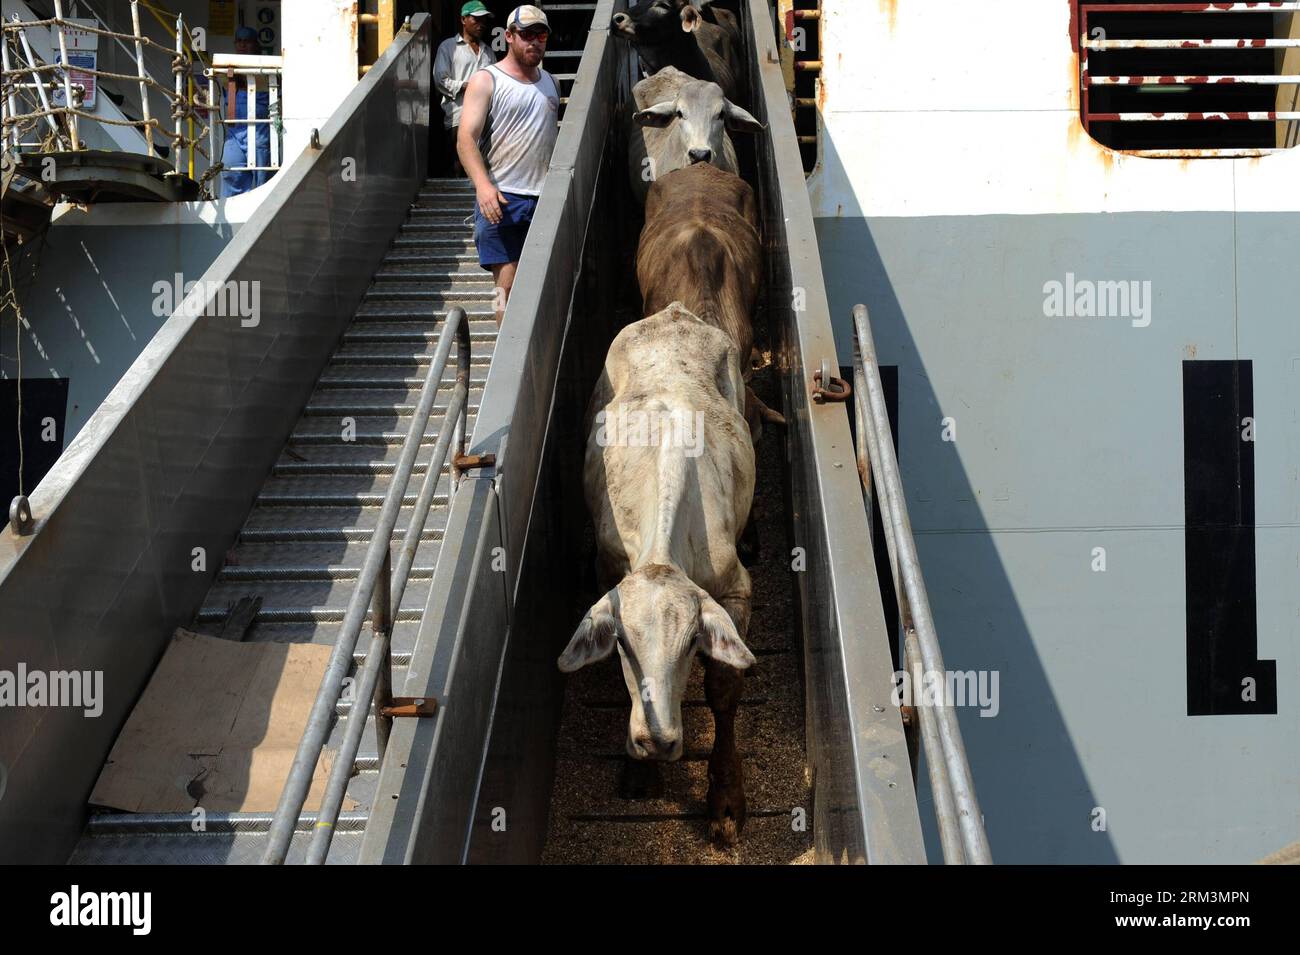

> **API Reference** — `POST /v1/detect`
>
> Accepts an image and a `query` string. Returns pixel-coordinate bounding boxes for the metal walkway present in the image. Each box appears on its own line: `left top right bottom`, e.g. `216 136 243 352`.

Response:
68 179 495 864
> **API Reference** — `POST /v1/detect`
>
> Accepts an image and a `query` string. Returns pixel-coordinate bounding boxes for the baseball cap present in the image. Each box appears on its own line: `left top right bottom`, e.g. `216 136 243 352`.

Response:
506 5 549 31
234 25 257 41
460 1 493 16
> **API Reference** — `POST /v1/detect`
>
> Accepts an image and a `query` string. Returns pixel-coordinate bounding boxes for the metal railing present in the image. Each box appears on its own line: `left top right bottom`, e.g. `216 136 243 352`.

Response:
261 305 472 864
0 0 214 180
851 303 992 865
203 58 284 178
1078 1 1300 155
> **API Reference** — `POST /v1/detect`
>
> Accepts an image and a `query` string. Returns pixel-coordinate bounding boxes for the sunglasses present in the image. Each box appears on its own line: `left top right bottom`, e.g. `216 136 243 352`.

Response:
514 28 549 41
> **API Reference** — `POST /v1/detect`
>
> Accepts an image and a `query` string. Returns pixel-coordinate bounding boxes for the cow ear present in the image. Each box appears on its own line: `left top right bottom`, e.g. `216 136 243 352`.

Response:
680 5 700 33
697 596 755 670
634 101 677 128
723 101 764 134
558 591 620 672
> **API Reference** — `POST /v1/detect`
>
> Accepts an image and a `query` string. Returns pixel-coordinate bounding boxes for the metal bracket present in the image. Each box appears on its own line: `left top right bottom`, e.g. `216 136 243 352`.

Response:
811 358 851 404
309 127 321 149
453 451 496 471
380 696 438 718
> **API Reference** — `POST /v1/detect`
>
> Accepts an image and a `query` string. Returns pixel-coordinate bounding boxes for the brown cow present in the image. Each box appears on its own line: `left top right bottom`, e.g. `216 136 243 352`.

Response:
636 162 782 438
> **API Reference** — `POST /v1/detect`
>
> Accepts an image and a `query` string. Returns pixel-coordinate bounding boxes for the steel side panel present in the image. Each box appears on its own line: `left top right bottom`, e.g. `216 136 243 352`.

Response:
743 0 926 863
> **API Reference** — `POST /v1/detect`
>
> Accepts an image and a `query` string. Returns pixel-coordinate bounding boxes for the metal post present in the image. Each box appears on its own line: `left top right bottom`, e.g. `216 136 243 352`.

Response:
207 73 216 178
130 1 152 156
51 0 78 147
0 28 17 154
173 15 183 172
187 72 194 177
450 314 470 486
245 71 254 171
268 70 278 171
372 546 393 758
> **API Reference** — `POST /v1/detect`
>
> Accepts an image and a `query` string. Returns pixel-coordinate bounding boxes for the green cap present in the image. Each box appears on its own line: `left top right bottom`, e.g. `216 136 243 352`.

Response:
461 1 493 16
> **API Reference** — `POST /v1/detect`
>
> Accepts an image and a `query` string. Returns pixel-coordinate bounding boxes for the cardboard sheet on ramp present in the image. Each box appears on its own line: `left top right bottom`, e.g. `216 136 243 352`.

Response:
90 629 357 813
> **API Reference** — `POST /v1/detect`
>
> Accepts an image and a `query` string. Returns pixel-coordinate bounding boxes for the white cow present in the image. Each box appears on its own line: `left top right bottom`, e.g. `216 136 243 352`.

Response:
626 66 762 206
558 301 756 844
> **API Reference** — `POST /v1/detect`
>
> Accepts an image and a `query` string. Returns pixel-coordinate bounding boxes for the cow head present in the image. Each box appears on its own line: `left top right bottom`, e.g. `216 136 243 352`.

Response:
613 1 702 48
635 78 762 167
558 564 754 761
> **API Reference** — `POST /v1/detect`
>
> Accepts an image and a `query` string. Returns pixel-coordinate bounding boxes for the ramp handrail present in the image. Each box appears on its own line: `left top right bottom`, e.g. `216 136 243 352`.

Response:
851 303 992 865
262 305 471 865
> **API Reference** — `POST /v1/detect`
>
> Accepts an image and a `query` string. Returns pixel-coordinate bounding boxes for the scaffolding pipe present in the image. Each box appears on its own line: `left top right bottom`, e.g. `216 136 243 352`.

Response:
51 0 78 147
130 2 153 155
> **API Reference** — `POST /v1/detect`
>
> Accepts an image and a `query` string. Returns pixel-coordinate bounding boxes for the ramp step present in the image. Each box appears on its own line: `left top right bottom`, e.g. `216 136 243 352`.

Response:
301 394 482 415
316 373 489 389
195 606 425 624
273 459 455 476
84 812 372 835
221 540 442 575
344 326 497 343
329 349 491 365
241 504 451 538
275 444 467 469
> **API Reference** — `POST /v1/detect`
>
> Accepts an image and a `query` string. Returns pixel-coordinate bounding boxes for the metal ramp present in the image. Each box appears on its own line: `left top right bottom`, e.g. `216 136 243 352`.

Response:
68 179 495 864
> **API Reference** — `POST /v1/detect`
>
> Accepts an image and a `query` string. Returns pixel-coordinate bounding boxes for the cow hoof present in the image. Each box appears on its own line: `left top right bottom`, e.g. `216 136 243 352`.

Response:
709 814 741 847
707 785 747 846
620 757 665 800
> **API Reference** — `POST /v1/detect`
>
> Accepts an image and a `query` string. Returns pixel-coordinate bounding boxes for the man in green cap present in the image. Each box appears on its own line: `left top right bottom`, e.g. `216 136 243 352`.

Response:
434 2 498 175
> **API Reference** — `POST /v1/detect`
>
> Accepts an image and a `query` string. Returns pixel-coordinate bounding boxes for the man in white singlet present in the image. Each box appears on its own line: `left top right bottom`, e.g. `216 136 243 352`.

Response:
457 5 560 327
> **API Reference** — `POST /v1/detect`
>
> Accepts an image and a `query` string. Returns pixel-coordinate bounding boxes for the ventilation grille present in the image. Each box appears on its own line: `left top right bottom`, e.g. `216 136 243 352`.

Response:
1078 1 1300 155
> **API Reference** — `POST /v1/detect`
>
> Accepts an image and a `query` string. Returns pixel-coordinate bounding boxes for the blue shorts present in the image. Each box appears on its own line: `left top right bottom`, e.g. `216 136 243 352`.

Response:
474 191 539 268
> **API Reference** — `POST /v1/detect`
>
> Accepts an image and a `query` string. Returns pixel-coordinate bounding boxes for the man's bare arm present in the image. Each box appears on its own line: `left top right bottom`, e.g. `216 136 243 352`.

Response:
457 70 507 224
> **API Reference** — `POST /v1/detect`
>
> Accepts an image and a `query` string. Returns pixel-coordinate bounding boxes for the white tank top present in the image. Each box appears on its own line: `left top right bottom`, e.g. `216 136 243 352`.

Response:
478 63 560 197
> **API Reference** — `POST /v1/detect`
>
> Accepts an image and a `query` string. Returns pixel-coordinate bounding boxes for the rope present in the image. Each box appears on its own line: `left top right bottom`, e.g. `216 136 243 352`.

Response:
0 17 177 59
2 61 180 97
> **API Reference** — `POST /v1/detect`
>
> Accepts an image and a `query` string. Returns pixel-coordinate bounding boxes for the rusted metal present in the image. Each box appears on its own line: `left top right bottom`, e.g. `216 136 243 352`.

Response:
1091 74 1299 85
380 697 439 718
453 451 496 470
1085 38 1300 50
1092 110 1300 120
811 369 851 403
1118 145 1286 156
1085 2 1300 11
900 704 920 782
